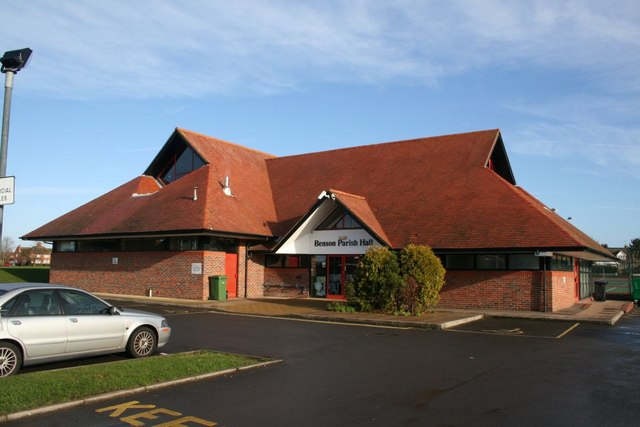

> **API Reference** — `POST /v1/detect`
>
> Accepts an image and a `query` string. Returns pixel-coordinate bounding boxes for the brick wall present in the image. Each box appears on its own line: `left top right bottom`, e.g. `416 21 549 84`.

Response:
549 271 577 311
236 244 247 298
439 270 543 311
439 269 579 312
50 251 226 300
246 253 266 298
50 250 579 311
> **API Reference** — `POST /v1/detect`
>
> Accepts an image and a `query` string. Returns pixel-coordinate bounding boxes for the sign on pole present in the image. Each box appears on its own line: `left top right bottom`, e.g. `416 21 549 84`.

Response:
0 176 15 205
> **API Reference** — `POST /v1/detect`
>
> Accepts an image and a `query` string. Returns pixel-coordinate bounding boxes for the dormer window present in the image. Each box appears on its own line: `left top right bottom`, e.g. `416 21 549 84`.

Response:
159 146 205 184
145 134 206 185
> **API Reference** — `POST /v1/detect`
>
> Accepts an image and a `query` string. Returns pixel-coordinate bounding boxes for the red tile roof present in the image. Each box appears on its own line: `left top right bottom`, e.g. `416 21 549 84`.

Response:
265 129 609 256
22 128 611 259
24 129 277 239
330 189 391 246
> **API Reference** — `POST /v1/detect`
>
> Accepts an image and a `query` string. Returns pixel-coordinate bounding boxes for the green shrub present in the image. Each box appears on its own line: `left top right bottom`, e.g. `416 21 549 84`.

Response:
346 247 402 312
345 245 446 316
398 244 446 315
327 301 357 313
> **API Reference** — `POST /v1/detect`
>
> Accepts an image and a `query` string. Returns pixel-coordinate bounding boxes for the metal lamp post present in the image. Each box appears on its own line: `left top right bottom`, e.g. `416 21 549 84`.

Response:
0 48 32 246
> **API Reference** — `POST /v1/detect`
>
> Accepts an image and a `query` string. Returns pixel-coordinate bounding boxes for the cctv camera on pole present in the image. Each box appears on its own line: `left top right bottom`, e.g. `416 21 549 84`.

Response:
0 48 32 243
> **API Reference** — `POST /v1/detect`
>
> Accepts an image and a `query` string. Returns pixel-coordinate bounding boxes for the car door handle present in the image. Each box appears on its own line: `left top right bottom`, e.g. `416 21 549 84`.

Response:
69 318 78 323
10 320 21 325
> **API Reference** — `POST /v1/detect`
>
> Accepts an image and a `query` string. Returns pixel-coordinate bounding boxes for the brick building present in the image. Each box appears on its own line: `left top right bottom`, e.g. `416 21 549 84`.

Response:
22 128 614 312
9 242 51 266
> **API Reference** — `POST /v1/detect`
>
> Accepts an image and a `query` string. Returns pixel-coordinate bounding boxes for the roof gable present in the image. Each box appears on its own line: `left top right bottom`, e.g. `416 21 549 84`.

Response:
486 133 515 184
274 190 387 254
329 190 391 246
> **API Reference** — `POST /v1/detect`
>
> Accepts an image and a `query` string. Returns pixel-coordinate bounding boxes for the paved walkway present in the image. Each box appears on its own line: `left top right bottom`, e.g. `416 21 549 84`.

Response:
100 293 636 328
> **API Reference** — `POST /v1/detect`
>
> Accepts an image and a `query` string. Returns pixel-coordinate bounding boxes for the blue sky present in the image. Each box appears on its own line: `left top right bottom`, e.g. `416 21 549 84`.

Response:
0 0 638 248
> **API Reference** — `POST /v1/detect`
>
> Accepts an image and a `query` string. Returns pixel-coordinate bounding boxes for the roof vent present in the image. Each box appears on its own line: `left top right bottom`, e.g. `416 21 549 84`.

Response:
222 176 233 197
192 186 198 201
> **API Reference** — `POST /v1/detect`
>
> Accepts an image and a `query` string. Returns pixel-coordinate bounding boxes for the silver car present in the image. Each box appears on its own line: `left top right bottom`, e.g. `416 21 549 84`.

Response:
0 283 171 377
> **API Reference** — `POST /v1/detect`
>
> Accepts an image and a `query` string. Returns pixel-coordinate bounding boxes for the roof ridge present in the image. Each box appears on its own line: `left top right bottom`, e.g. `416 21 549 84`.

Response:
176 127 277 159
329 189 366 200
268 129 500 162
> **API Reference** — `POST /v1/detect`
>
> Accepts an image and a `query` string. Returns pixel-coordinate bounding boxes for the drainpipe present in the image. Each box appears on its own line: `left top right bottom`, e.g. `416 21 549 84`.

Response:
244 244 249 299
542 260 547 312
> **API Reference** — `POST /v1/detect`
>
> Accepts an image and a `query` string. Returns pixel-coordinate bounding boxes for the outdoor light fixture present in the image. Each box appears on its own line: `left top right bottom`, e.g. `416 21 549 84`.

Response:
0 47 33 245
0 48 32 73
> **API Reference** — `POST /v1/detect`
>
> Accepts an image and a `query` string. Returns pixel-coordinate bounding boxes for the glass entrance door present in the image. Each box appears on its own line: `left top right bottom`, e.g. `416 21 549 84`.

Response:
326 255 358 300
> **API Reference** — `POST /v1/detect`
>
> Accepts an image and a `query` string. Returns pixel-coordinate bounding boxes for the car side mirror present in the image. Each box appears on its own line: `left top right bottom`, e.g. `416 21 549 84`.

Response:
108 306 120 315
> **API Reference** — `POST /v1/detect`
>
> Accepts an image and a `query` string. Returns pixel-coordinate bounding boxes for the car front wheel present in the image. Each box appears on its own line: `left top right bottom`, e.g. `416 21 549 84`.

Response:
0 342 22 377
127 327 157 358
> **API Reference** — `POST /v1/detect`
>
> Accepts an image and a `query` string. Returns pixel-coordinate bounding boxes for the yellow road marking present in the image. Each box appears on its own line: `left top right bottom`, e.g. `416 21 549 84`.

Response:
96 400 217 426
447 322 580 339
556 322 580 338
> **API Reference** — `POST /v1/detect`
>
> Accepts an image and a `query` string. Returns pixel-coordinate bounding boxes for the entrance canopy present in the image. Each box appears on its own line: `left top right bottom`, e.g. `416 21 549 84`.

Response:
275 190 390 255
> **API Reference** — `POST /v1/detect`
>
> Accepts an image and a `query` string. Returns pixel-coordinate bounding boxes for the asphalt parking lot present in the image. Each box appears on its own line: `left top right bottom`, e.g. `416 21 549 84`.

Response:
9 304 640 427
446 317 580 338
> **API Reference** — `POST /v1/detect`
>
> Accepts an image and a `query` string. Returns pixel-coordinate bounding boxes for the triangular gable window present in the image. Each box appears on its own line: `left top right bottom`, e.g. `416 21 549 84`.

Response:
316 208 361 230
160 146 205 184
486 135 516 185
145 135 206 185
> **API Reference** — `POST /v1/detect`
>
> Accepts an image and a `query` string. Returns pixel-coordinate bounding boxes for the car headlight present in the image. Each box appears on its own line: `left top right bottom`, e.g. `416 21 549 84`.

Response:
161 319 169 328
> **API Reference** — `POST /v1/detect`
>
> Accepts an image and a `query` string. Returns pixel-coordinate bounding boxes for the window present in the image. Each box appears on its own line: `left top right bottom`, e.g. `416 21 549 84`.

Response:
56 241 76 252
77 240 118 252
265 255 310 268
551 255 573 271
171 238 198 251
58 289 110 315
10 290 61 316
476 254 506 270
579 259 592 299
1 297 18 316
143 238 169 251
317 208 361 230
121 239 143 251
446 254 474 269
56 236 239 253
444 253 542 270
159 146 205 184
508 254 540 270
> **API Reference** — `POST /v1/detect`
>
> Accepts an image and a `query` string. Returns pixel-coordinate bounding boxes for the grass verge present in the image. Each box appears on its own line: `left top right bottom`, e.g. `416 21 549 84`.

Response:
0 351 263 415
0 267 50 283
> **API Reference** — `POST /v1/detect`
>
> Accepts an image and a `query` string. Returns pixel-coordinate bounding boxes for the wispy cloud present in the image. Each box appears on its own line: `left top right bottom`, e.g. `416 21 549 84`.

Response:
507 92 640 172
2 1 639 99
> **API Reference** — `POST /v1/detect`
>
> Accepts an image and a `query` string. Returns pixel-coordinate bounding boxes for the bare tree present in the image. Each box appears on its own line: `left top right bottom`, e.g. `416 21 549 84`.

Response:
0 237 15 265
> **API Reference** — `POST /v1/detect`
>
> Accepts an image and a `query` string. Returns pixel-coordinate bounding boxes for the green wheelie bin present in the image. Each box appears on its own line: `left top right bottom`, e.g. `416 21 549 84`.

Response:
208 275 227 301
632 276 640 303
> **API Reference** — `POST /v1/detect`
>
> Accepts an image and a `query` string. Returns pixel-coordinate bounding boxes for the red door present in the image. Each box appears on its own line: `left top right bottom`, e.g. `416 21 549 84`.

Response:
326 256 358 300
225 253 238 298
326 256 344 299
